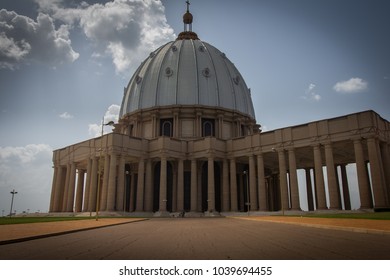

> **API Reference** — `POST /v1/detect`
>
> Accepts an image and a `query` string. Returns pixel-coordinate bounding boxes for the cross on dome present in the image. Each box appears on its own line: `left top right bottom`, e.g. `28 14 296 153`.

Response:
178 0 199 40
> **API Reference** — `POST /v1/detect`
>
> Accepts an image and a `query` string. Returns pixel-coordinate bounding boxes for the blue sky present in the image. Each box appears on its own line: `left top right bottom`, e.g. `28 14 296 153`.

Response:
0 0 389 214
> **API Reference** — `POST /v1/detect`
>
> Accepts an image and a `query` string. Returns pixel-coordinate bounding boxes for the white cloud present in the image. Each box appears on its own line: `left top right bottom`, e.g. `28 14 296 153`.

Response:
302 83 321 101
35 0 175 75
59 112 74 119
88 104 120 137
0 144 52 164
333 77 368 93
0 32 31 69
0 144 53 213
0 9 79 69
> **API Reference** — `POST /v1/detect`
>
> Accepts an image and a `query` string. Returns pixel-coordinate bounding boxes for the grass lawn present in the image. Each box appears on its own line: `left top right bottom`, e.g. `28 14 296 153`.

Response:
1 212 390 225
0 216 106 225
299 212 390 220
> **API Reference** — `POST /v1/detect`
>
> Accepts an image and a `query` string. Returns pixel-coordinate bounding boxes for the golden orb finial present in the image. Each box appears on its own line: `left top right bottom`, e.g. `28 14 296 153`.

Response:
177 0 198 40
183 1 193 25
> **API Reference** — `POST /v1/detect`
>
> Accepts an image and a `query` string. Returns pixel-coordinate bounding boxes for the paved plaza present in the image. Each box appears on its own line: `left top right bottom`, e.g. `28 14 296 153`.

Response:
0 217 389 260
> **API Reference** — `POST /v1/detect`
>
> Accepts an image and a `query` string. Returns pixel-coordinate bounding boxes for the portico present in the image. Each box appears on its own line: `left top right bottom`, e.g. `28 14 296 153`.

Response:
50 110 390 214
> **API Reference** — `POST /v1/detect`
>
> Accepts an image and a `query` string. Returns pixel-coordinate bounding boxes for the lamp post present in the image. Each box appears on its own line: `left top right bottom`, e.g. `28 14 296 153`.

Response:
95 118 115 221
124 170 129 215
9 189 17 218
243 171 250 216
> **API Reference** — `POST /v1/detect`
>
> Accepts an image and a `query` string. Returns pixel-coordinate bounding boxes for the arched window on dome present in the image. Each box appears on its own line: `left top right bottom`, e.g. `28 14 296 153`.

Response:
202 119 215 137
128 125 134 137
241 124 246 137
160 118 173 137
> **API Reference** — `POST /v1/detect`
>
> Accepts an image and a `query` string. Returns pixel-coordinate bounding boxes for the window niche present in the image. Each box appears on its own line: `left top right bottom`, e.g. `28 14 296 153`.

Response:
202 118 215 137
160 118 173 137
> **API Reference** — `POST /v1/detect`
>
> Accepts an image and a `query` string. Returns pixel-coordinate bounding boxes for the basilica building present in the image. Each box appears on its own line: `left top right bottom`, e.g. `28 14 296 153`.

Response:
49 5 390 215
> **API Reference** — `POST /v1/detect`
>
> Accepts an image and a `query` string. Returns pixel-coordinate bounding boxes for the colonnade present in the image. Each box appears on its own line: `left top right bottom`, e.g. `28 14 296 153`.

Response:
49 136 390 213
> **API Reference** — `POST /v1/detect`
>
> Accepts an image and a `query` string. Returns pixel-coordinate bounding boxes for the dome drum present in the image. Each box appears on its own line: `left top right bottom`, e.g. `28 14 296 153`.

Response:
115 105 259 140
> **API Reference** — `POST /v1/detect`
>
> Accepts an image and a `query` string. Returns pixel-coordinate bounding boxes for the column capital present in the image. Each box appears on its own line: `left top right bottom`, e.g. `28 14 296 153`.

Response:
208 151 215 159
254 151 263 157
311 143 322 149
286 146 296 152
366 136 378 143
108 151 118 157
324 142 333 149
351 136 363 142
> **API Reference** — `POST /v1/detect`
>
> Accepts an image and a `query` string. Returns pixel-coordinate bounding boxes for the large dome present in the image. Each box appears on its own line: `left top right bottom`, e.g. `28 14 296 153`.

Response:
119 38 256 119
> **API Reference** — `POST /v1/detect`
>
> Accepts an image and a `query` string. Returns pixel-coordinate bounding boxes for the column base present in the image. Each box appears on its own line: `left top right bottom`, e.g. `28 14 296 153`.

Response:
185 211 204 218
154 211 170 217
203 211 221 217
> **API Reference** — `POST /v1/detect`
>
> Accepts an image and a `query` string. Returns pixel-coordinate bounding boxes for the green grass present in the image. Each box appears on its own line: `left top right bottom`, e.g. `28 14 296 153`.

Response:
0 216 100 225
296 212 390 220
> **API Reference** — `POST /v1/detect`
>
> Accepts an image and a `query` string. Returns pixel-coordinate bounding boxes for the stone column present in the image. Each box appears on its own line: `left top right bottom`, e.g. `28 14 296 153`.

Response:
116 156 125 212
257 154 267 211
196 112 202 137
190 159 198 212
278 149 289 211
288 148 300 210
100 154 110 211
177 159 184 212
75 169 85 212
129 172 136 212
239 173 245 211
324 143 341 209
222 159 230 211
248 155 258 210
380 142 390 202
173 112 179 138
197 165 202 211
83 159 92 212
62 164 70 212
353 139 373 208
53 166 64 212
88 157 99 212
106 154 117 211
367 137 387 207
305 168 314 211
172 166 177 212
66 163 76 212
230 158 238 211
159 157 167 212
339 164 351 210
313 145 327 209
207 156 215 212
50 166 58 212
49 165 58 212
151 114 156 138
136 158 145 211
144 159 153 212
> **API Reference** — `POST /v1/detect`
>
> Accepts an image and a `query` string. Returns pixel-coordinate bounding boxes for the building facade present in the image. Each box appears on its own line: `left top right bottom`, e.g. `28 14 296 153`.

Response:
49 6 390 215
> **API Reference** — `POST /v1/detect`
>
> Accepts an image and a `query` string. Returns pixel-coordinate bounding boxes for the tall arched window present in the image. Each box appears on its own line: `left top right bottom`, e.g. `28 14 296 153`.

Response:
160 118 173 137
202 119 215 137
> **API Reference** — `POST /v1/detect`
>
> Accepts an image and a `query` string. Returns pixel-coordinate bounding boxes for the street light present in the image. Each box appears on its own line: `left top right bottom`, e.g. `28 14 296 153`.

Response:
243 171 250 216
9 189 17 218
95 118 115 221
124 170 129 215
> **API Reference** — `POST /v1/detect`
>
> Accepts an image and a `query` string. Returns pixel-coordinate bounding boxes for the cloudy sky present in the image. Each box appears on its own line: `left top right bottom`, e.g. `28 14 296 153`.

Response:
0 0 389 214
